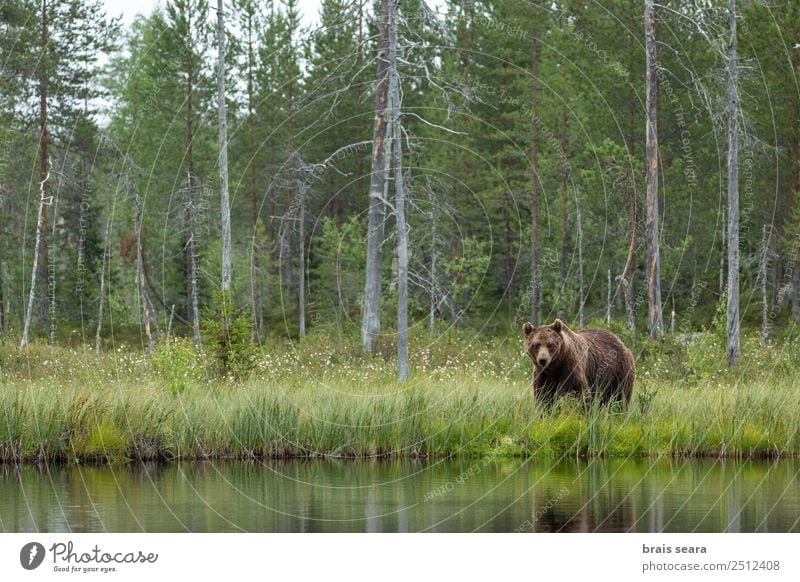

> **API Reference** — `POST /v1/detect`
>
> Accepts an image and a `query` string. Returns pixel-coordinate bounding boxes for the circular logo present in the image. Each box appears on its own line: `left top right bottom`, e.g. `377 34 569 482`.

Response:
20 542 46 570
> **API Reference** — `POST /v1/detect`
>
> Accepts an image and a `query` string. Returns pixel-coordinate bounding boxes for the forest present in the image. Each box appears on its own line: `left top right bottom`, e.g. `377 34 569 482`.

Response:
0 0 799 462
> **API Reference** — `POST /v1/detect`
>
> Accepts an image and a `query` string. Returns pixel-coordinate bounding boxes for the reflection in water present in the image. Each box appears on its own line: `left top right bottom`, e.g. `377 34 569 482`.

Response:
0 458 797 532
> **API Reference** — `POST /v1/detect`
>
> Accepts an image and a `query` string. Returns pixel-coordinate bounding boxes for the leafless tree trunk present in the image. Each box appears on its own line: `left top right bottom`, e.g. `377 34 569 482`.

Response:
760 225 770 346
166 304 175 342
95 220 111 356
298 185 306 337
37 0 50 330
576 190 584 327
21 163 49 347
362 0 392 352
185 9 201 347
388 0 407 381
670 298 676 334
429 199 437 335
607 268 612 325
644 0 663 337
134 191 154 352
0 260 4 336
244 4 262 343
720 206 726 297
218 0 232 295
530 35 540 325
621 185 636 333
726 0 740 366
560 96 570 285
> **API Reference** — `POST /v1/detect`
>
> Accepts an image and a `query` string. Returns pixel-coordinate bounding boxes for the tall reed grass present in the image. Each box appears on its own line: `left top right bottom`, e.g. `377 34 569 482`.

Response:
0 328 798 463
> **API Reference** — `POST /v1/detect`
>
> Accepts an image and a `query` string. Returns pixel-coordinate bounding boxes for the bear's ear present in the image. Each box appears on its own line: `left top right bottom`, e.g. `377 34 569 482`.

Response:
523 322 535 336
552 318 567 333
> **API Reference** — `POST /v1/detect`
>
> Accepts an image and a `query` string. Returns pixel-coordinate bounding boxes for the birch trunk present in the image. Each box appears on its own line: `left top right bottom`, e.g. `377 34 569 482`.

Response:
388 0 407 381
135 193 153 352
185 8 201 347
429 200 436 334
726 0 740 366
95 221 110 356
246 6 262 343
761 225 770 346
37 0 50 329
644 0 663 337
218 0 232 294
299 186 306 337
21 164 49 347
361 0 392 352
576 191 584 327
530 35 539 325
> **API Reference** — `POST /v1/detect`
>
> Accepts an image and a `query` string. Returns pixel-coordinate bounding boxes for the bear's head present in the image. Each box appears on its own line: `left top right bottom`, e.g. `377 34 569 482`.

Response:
523 319 568 369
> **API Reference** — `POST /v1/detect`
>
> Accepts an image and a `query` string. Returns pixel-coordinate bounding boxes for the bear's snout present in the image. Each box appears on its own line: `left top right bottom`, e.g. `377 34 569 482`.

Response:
535 348 551 367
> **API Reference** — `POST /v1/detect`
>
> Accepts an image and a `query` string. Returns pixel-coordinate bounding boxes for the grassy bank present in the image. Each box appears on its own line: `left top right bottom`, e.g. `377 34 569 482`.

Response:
0 327 799 463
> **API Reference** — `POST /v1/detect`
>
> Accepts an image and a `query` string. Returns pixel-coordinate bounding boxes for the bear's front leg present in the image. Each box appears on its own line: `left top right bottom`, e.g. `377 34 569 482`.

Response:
573 373 592 407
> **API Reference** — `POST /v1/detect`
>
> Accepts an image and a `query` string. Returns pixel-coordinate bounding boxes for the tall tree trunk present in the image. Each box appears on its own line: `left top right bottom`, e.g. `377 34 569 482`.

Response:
135 193 154 352
530 35 539 325
185 13 201 347
792 88 800 318
218 0 232 295
298 186 306 337
726 0 740 366
0 259 4 336
361 0 392 352
560 99 570 285
720 206 726 297
429 199 437 334
246 7 263 342
95 221 110 356
760 224 770 346
37 0 49 330
576 191 584 326
607 268 612 324
644 0 663 337
622 36 637 335
501 187 515 320
21 165 49 347
388 0 407 381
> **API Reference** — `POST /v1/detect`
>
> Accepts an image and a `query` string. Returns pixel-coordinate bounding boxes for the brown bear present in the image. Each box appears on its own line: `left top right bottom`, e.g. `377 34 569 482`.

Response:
522 319 635 406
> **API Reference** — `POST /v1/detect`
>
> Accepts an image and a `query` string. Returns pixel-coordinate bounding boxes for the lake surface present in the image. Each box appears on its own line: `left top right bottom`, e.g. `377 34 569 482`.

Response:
0 458 798 532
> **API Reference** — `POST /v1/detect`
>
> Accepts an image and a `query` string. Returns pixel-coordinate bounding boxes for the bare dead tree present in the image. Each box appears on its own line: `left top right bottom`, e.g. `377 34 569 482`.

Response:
217 0 232 295
388 0 408 381
576 189 584 327
21 160 50 348
95 219 111 356
760 224 770 346
726 0 740 366
362 0 392 352
298 181 306 337
645 0 664 337
530 33 540 325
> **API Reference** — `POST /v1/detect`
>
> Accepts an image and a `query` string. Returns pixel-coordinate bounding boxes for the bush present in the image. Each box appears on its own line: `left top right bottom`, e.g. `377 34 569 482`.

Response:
151 337 205 394
202 292 258 382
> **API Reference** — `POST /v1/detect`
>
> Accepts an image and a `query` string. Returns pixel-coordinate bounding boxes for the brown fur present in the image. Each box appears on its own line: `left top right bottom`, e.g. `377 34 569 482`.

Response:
522 319 635 406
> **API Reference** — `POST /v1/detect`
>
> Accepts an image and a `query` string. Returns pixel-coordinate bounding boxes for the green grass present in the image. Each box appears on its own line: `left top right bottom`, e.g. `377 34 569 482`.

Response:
0 327 799 463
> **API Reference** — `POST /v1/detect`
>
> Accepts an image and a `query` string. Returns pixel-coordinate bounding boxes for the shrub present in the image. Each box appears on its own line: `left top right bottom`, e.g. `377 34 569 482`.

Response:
151 337 205 394
202 292 258 382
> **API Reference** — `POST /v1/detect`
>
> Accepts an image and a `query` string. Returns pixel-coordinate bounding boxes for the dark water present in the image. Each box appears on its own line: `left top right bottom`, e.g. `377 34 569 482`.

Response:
0 458 798 532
